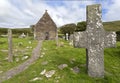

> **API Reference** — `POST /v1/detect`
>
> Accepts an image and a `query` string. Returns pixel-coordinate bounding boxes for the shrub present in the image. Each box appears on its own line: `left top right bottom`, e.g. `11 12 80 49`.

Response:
116 31 120 41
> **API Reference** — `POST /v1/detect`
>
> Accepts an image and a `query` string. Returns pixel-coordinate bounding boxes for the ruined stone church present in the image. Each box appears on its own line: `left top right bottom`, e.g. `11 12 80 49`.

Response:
33 10 57 40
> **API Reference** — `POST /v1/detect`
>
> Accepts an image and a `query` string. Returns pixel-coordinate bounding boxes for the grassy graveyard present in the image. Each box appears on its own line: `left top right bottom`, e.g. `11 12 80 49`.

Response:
2 38 120 83
0 37 38 73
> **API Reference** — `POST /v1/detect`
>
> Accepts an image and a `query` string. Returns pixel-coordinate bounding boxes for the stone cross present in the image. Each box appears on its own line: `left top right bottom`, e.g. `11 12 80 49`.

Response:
8 29 13 62
73 4 116 77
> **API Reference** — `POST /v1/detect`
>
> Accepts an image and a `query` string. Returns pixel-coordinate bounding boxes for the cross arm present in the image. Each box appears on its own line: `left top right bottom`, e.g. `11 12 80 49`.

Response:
73 32 87 48
104 31 116 48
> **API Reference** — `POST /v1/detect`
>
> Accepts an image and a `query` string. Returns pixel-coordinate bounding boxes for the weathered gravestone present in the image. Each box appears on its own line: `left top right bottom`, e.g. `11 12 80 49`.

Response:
73 4 116 77
56 31 59 46
69 34 73 46
66 33 69 40
19 33 26 38
8 29 13 62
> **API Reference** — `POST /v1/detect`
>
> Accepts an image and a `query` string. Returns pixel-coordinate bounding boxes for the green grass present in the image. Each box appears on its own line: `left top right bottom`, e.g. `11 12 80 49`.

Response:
0 37 38 72
2 39 120 83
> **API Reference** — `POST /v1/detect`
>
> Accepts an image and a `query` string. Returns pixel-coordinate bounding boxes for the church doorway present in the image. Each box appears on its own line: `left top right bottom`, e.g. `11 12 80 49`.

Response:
45 32 49 40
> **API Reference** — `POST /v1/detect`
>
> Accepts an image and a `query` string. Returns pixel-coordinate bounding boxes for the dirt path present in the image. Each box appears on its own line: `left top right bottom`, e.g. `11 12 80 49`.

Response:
0 40 42 83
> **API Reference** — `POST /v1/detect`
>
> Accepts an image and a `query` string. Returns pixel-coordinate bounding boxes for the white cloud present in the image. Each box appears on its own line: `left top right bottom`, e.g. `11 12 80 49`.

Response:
0 0 120 28
104 0 120 21
48 1 94 27
0 0 10 15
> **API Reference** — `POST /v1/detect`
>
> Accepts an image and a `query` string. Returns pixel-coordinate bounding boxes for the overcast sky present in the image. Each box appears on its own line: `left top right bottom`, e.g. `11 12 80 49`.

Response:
0 0 120 28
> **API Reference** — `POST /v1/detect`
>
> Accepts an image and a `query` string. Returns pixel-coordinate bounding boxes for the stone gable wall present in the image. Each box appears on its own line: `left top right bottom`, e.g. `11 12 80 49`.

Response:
34 11 57 40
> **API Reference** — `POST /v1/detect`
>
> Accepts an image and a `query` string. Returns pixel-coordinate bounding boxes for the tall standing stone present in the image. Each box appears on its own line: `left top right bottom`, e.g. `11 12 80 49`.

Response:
73 4 116 77
8 29 13 62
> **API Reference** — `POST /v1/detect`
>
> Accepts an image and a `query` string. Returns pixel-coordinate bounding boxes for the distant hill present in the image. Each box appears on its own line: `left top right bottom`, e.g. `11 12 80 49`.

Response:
0 20 120 35
103 21 120 31
0 28 31 35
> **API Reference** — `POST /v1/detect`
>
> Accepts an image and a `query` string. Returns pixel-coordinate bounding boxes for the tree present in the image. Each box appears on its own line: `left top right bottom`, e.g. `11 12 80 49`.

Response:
76 21 86 31
60 23 76 34
30 25 35 33
116 31 120 41
60 23 76 40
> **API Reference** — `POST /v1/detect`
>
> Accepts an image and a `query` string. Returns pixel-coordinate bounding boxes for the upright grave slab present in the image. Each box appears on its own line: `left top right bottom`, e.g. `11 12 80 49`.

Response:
66 33 69 40
73 4 116 77
8 29 13 62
